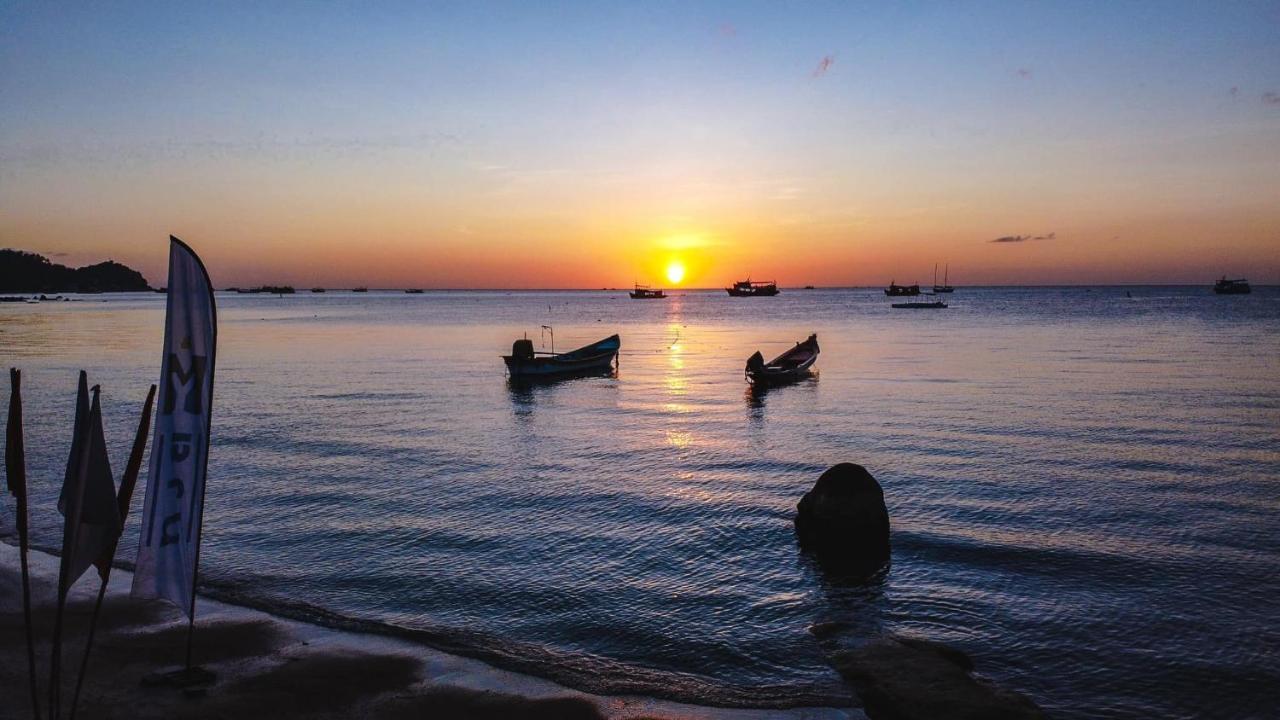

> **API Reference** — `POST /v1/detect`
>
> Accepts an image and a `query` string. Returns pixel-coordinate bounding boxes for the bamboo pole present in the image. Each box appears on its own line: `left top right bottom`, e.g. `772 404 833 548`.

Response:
7 368 42 720
68 385 155 720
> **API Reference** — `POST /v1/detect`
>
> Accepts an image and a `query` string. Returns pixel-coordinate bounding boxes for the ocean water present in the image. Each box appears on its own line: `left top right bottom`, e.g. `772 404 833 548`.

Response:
2 287 1278 718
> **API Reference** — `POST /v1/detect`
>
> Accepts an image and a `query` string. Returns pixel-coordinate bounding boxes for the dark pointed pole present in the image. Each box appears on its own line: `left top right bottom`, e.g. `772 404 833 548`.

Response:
50 375 92 720
68 385 156 720
6 369 42 720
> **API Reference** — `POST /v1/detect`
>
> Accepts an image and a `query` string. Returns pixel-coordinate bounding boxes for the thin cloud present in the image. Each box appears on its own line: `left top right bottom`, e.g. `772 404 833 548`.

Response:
812 55 834 78
990 232 1056 244
1263 92 1280 105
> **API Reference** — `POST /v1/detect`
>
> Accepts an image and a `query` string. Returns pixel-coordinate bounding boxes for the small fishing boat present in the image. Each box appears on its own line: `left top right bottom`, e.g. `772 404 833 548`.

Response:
1213 277 1251 295
405 288 424 294
630 284 666 299
884 281 921 296
352 287 368 293
892 297 948 309
746 333 819 385
727 279 779 296
503 333 620 378
310 287 326 293
932 264 955 293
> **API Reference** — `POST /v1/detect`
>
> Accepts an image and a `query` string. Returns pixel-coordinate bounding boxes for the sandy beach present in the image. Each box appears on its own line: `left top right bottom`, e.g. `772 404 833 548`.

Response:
2 542 861 720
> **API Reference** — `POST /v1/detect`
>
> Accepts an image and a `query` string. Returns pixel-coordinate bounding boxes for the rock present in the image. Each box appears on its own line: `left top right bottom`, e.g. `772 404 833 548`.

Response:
830 636 1044 720
795 463 890 574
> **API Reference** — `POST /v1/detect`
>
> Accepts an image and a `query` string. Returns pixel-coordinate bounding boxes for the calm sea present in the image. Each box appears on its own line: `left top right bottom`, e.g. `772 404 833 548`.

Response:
3 287 1278 718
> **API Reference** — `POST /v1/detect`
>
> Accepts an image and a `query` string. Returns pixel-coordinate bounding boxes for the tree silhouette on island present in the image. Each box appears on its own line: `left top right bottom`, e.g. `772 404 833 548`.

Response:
0 250 152 293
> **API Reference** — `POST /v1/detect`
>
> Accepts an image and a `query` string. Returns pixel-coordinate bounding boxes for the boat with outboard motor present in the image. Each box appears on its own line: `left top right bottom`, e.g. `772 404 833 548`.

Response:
746 334 819 385
503 333 620 378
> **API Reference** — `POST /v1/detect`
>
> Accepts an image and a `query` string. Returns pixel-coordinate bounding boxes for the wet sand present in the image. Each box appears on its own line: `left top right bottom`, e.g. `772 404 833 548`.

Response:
1 543 860 720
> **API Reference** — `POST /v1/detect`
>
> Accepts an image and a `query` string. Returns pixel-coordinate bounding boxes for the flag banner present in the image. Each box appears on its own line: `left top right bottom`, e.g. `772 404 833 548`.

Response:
59 386 120 590
132 237 217 616
5 368 26 516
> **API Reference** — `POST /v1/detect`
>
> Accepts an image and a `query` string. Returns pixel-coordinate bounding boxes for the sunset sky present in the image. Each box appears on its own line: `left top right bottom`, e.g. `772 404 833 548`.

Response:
2 1 1278 288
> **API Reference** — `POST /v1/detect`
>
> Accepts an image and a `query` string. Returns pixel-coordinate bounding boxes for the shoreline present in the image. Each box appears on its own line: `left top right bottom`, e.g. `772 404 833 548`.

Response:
1 542 862 719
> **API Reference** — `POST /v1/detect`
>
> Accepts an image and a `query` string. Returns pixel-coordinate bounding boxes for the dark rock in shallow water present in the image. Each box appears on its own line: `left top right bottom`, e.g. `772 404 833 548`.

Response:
795 463 890 575
831 636 1044 720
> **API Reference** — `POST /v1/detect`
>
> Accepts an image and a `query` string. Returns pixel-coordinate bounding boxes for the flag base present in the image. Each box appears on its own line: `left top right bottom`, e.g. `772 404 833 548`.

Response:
140 666 218 689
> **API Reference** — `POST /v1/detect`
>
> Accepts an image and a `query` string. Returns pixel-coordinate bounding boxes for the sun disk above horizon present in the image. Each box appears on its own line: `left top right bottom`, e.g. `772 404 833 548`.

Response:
666 261 685 285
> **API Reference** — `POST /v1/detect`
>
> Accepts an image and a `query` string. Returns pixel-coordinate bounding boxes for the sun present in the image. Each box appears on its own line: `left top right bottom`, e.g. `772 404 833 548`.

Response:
665 260 686 285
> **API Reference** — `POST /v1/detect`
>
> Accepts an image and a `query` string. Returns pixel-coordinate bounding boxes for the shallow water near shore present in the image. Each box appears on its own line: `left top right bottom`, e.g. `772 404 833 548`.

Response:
3 287 1278 717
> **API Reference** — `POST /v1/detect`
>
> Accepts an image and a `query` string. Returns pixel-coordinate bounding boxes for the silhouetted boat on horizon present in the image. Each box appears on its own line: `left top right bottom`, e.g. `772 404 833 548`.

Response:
503 332 620 378
629 284 666 299
746 333 819 386
1213 277 1251 295
933 264 955 293
892 294 948 309
405 288 424 294
727 279 779 296
884 281 921 296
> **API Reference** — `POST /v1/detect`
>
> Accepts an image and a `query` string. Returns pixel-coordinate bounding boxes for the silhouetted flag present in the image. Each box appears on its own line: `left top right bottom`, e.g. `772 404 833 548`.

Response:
132 237 217 616
58 382 120 590
5 369 26 509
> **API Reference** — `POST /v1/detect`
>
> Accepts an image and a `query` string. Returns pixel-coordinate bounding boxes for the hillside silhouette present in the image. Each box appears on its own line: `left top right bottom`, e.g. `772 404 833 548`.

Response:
0 249 152 292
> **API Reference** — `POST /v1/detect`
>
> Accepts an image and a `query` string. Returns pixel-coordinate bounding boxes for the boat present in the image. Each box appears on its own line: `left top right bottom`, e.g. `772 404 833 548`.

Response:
629 284 666 299
892 294 948 309
311 287 326 293
932 264 954 293
1213 277 1251 295
726 279 779 296
746 334 819 385
405 289 424 294
803 285 816 290
352 287 368 293
503 333 620 378
884 281 921 296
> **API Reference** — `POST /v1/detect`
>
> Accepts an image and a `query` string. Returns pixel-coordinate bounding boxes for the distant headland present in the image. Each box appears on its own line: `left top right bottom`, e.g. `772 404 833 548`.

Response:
0 249 151 293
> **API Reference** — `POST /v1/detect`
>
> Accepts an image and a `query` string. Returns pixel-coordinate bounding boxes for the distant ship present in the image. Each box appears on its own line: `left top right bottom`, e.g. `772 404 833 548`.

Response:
311 287 326 293
405 288 424 294
932 264 955 293
726 279 779 297
1213 277 1251 295
352 287 368 293
629 284 666 299
884 281 921 297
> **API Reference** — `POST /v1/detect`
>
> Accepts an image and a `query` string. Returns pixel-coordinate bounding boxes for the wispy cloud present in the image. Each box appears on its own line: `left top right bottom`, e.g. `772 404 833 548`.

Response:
1263 91 1280 105
990 232 1056 244
812 55 834 78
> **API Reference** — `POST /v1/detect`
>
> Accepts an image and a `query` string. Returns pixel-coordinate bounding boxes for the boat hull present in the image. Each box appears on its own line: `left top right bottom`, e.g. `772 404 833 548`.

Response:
726 287 779 296
891 301 948 309
503 335 620 378
746 334 819 385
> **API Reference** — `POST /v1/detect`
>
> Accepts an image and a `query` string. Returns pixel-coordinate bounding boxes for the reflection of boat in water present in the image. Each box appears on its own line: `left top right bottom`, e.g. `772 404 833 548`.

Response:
503 333 620 378
629 284 666 299
884 281 920 296
746 333 819 385
727 279 779 296
1213 277 1251 295
932 264 954 293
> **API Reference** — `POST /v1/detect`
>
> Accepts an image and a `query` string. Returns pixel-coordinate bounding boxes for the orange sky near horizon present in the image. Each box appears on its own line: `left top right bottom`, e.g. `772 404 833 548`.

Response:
2 3 1278 288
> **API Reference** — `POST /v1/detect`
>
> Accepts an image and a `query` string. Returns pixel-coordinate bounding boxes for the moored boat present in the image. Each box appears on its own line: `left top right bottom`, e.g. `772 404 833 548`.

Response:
503 333 620 378
746 333 819 385
630 284 666 299
932 264 955 293
891 298 947 309
884 281 921 296
1213 277 1251 295
405 288 424 294
727 279 779 296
